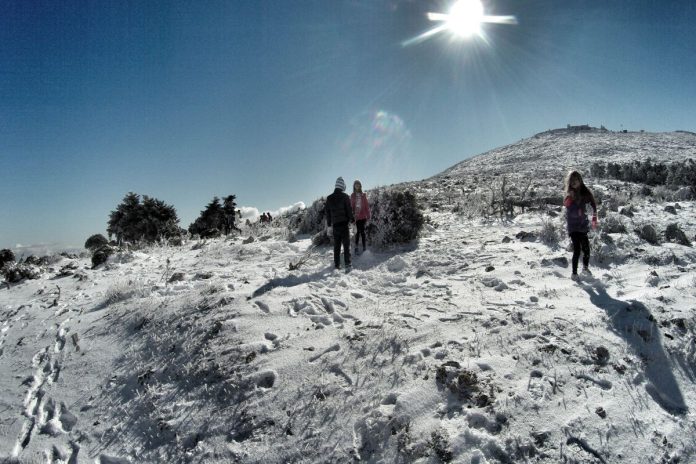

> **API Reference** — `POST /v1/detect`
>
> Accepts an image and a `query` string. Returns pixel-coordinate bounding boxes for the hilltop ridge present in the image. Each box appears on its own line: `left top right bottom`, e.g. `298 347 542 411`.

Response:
435 129 696 180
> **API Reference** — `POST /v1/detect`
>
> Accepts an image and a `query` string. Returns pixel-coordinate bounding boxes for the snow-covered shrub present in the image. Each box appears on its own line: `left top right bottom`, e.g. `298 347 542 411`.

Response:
454 192 489 219
2 263 41 283
0 249 15 268
619 205 636 217
636 224 660 245
601 214 627 234
603 193 630 213
368 188 424 248
296 197 326 235
23 255 49 266
84 233 108 251
652 186 676 202
639 185 653 197
674 187 694 201
665 223 692 247
103 279 149 306
539 218 561 246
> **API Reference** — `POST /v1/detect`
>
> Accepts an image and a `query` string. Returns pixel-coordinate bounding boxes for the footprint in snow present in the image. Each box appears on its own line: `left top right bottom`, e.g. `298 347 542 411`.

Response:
254 301 270 313
320 297 335 313
329 364 353 386
97 455 132 464
264 332 281 348
309 343 341 362
46 442 79 464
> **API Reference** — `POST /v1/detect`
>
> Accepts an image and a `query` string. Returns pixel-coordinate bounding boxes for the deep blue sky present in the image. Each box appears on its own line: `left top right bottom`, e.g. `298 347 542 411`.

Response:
2 0 695 250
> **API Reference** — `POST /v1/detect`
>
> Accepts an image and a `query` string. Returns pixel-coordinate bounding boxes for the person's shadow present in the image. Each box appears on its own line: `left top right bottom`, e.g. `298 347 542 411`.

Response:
582 280 687 415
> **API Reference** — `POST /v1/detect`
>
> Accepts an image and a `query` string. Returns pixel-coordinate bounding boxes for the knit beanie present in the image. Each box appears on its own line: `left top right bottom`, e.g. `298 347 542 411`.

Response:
335 177 346 191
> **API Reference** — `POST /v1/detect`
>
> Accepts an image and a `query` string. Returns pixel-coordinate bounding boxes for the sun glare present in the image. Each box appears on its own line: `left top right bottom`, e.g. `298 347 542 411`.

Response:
447 0 484 37
403 0 517 47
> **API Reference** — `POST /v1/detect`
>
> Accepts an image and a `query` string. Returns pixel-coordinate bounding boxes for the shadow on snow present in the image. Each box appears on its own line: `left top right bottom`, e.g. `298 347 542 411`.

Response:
582 280 688 415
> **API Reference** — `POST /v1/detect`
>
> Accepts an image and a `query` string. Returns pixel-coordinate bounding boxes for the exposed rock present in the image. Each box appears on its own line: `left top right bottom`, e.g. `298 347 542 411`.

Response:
243 236 255 245
23 255 49 266
635 224 659 245
56 261 79 277
665 223 691 246
168 272 186 283
91 245 114 269
592 346 610 366
516 231 537 242
541 257 568 268
619 206 635 218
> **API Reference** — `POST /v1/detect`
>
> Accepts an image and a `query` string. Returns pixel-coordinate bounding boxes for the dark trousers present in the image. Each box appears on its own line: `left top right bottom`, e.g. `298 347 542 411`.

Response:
333 222 351 268
355 219 367 250
570 231 590 273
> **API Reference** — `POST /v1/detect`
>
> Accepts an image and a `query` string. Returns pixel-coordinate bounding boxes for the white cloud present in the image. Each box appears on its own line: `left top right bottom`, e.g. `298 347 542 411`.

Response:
239 206 260 221
12 242 82 256
239 202 306 223
272 202 305 218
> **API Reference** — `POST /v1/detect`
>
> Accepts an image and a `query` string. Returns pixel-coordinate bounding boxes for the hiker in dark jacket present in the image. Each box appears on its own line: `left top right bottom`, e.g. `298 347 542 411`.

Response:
564 170 598 279
326 176 354 269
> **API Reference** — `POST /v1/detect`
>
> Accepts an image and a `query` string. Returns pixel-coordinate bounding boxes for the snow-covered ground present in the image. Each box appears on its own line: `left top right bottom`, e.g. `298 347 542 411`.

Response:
2 130 696 463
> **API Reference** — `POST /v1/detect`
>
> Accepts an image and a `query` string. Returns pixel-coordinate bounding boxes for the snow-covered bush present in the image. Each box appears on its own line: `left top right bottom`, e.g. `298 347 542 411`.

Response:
652 186 676 202
0 249 15 268
454 192 489 219
636 224 660 245
674 187 694 201
665 223 692 247
84 233 108 251
603 193 630 213
601 214 628 234
103 279 149 306
539 218 561 246
2 263 41 283
368 188 424 248
296 197 326 235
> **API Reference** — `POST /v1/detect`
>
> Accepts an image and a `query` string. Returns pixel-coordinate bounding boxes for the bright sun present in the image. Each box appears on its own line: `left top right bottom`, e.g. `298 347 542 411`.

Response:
447 0 485 37
403 0 516 47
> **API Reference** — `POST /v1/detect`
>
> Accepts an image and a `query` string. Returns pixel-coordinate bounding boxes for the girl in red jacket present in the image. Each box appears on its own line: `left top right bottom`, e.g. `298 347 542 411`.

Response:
351 180 371 254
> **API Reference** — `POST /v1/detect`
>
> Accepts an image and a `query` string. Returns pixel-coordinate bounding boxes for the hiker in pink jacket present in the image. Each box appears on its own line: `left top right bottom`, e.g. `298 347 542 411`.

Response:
351 180 371 254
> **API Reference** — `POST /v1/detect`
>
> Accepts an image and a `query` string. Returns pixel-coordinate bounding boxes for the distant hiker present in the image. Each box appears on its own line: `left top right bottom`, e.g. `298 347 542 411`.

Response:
260 212 268 224
267 212 273 222
564 170 598 279
326 176 354 269
351 180 370 254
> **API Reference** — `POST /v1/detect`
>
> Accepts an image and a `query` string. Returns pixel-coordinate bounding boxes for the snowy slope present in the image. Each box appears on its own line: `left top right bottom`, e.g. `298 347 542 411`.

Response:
439 130 696 179
1 130 696 463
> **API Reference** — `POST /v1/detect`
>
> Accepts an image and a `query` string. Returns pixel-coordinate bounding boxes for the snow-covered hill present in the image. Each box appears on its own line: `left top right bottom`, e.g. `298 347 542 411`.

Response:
440 129 696 179
2 130 696 463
